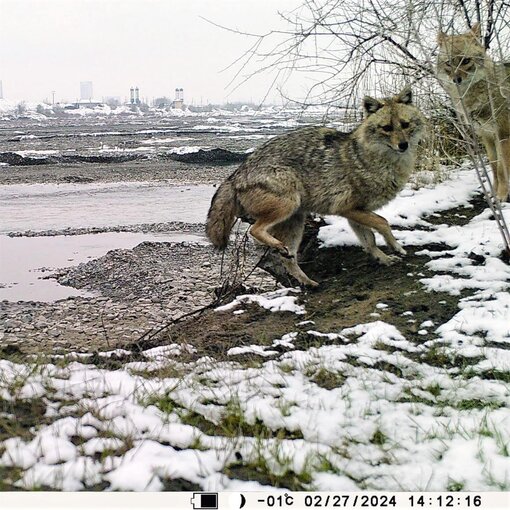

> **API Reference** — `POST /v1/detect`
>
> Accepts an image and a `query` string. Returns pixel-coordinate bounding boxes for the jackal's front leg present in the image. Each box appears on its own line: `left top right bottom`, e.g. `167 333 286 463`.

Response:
344 210 406 264
497 137 510 201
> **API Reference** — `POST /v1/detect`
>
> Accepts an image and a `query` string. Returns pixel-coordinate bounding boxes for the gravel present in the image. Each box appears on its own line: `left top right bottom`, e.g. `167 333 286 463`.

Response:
0 159 236 185
0 241 276 355
0 116 280 355
6 222 206 238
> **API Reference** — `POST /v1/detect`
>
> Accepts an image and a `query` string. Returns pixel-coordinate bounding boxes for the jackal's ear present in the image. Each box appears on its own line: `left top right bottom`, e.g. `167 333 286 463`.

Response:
363 96 383 115
470 22 481 39
395 87 412 105
437 31 446 44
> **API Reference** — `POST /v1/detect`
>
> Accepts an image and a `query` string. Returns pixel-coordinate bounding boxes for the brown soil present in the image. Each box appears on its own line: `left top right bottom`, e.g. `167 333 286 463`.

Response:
132 196 488 363
144 245 458 362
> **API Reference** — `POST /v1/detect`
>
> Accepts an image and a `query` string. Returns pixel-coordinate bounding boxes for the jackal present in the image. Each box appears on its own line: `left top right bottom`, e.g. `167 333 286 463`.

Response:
206 88 425 286
437 23 510 201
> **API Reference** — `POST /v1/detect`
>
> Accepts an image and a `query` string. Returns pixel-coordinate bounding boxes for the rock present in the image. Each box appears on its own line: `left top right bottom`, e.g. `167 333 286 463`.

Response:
0 152 56 166
61 175 94 183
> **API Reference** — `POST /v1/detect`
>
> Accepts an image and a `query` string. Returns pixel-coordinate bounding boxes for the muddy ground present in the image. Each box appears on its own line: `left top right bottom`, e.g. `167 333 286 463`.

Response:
0 114 494 361
133 195 490 363
1 193 489 362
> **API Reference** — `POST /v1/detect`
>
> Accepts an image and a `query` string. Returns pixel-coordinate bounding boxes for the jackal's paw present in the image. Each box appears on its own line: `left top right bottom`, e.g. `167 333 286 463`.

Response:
496 191 509 202
301 277 319 288
392 244 407 256
496 184 509 202
378 254 401 266
276 245 293 259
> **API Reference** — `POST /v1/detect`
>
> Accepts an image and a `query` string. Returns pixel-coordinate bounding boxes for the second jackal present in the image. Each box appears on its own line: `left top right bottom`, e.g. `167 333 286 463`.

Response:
437 23 510 201
206 88 425 286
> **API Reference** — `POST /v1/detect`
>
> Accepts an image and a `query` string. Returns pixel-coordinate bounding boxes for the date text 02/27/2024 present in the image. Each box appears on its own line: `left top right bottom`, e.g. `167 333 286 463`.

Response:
256 494 485 508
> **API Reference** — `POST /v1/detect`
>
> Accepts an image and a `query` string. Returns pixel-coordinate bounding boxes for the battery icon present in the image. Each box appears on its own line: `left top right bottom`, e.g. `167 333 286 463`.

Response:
190 492 218 509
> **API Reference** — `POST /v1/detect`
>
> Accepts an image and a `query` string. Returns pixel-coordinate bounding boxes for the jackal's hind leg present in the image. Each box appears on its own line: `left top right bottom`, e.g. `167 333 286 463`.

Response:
269 212 319 287
250 220 291 257
244 188 301 257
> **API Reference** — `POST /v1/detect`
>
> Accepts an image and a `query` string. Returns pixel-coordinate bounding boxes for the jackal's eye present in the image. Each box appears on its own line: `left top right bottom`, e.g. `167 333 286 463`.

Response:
382 125 393 132
461 57 471 65
401 121 410 129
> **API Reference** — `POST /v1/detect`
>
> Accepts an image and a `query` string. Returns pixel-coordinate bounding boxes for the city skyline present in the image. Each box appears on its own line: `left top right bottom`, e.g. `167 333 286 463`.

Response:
0 79 258 106
0 0 308 105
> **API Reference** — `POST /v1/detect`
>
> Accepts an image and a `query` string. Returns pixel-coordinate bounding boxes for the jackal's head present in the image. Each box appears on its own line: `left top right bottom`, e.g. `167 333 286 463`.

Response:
359 87 424 154
437 23 487 88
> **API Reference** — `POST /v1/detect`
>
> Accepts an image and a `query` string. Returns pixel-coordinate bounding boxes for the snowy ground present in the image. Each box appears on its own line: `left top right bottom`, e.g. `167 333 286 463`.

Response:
0 166 508 491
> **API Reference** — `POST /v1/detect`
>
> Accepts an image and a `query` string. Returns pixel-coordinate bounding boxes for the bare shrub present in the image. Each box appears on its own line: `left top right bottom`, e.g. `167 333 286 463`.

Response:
223 0 510 253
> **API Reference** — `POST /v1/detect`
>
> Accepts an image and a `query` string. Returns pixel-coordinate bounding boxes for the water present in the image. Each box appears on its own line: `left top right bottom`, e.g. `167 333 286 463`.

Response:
0 181 214 302
0 182 215 233
0 232 204 302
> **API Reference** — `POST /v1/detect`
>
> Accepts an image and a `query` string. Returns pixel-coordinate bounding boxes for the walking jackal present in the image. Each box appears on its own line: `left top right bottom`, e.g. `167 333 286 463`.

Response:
206 88 425 287
437 23 510 201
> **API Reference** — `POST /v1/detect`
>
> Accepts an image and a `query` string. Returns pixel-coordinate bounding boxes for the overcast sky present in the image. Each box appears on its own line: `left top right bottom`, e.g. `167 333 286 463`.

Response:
0 0 307 104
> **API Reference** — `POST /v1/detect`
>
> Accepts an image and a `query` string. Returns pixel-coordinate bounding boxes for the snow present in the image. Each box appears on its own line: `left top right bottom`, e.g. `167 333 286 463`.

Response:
0 99 334 121
167 145 204 154
0 311 509 490
192 123 259 133
14 149 59 156
227 345 279 357
215 288 306 315
142 136 195 145
0 163 509 491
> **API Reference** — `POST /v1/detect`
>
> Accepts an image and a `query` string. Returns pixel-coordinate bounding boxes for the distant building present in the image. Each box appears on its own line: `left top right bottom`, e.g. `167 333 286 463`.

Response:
0 81 3 99
103 96 121 107
154 96 172 108
65 99 105 110
129 86 141 105
172 88 184 109
80 81 93 101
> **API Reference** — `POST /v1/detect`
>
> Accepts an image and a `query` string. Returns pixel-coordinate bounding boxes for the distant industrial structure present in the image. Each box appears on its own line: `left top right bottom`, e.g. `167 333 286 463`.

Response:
172 88 184 109
103 96 121 107
0 79 195 110
80 81 93 101
129 87 141 105
63 81 104 109
152 88 185 109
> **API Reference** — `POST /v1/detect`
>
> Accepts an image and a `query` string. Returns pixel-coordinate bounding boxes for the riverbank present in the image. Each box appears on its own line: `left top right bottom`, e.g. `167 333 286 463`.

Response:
1 240 275 354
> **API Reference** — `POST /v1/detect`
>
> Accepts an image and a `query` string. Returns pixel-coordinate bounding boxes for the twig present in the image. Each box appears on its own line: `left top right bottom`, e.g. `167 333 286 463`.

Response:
131 244 272 350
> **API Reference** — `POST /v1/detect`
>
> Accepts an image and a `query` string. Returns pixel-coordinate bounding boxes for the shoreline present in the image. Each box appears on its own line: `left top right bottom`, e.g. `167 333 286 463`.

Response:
4 220 206 238
0 158 236 186
0 240 274 355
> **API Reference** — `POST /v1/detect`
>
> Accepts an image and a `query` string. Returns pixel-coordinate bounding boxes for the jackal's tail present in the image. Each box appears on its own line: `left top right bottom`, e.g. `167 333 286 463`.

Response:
206 179 238 249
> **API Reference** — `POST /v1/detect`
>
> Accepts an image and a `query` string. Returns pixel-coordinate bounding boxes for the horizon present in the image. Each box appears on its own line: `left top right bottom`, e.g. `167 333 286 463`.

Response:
0 88 288 107
0 0 308 105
